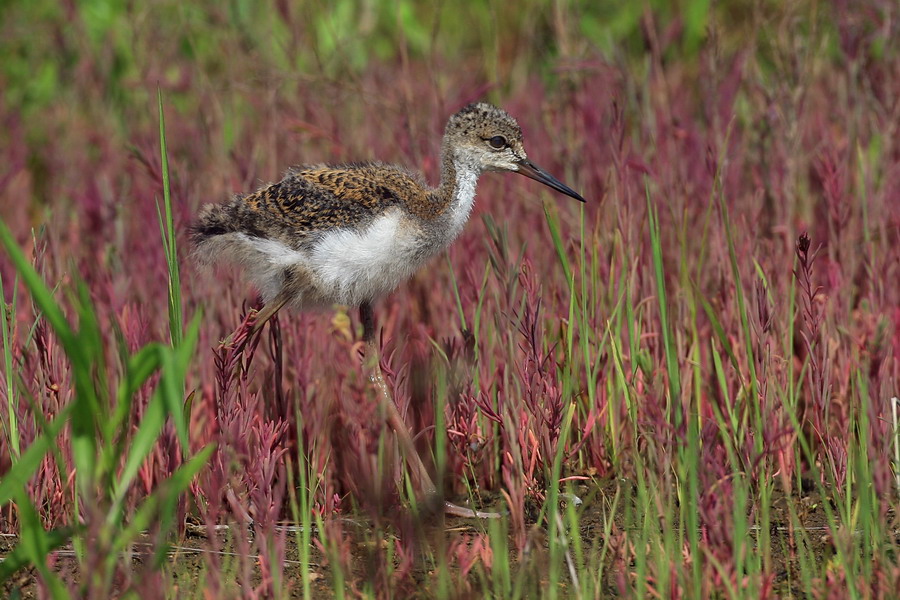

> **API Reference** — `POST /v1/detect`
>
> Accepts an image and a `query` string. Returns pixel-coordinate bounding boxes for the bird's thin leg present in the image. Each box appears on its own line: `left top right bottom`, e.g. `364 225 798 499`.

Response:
360 302 437 495
219 293 290 351
359 302 501 519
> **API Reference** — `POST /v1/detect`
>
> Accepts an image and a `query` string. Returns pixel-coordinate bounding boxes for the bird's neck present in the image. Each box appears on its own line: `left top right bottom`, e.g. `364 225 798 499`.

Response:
428 144 482 237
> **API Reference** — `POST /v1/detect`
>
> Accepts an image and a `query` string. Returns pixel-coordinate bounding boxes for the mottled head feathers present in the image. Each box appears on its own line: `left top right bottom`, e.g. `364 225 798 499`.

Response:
443 103 528 173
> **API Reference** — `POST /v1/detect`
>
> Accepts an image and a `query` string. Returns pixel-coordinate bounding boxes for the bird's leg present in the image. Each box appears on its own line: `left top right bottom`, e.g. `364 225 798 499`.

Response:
359 302 501 519
360 302 438 496
219 293 290 352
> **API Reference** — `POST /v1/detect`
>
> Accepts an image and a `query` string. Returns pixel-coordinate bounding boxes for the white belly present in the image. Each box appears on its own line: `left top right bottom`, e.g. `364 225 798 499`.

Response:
307 209 428 305
239 209 429 307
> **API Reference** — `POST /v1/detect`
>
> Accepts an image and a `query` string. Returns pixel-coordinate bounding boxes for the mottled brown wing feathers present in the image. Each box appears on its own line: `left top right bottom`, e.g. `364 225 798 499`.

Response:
238 164 431 233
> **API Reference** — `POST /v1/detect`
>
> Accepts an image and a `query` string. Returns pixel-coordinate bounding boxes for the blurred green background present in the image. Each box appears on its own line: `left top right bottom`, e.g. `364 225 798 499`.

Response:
3 0 866 149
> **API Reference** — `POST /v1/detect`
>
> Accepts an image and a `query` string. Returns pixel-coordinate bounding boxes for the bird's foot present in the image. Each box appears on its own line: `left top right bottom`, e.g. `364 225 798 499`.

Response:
558 492 583 507
443 500 502 519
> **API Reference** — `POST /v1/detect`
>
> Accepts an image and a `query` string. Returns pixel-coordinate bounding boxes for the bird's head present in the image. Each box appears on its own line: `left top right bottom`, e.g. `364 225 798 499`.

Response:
444 102 585 202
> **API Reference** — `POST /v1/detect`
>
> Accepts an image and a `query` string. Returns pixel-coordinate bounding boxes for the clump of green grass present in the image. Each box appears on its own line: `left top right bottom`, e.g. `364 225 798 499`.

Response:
0 93 212 597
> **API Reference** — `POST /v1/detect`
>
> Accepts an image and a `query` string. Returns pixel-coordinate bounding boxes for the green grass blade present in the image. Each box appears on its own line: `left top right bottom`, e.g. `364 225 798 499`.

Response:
110 444 214 564
168 313 201 448
1 489 73 597
112 386 167 512
696 286 740 373
444 253 467 330
69 280 105 488
128 443 215 566
101 343 164 479
645 178 682 417
0 222 76 357
112 314 199 517
157 88 183 348
0 271 21 459
0 524 73 585
0 223 105 492
543 202 573 288
0 404 72 506
112 343 164 436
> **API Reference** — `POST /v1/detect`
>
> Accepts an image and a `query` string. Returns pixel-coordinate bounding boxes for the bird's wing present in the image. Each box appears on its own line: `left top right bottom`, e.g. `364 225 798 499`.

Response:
241 163 430 232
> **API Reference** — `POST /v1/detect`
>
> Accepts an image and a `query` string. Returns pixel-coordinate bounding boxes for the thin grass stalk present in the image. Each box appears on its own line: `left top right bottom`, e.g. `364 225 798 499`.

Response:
564 485 586 598
779 373 860 600
489 518 513 598
893 397 899 496
546 401 577 599
686 325 702 595
0 271 20 459
633 458 653 598
606 322 635 450
284 457 308 600
644 177 682 424
853 371 878 587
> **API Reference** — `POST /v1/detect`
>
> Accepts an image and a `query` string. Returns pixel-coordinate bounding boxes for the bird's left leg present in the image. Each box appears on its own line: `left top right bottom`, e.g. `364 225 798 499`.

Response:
219 292 290 352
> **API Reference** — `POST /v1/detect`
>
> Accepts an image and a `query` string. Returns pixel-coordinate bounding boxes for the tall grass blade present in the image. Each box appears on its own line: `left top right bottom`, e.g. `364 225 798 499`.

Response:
645 178 682 417
156 88 183 348
0 405 72 506
0 222 76 356
0 271 20 459
0 489 72 597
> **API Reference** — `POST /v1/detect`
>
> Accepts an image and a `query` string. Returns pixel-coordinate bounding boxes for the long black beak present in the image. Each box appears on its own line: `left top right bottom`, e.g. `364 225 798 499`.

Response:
515 158 585 202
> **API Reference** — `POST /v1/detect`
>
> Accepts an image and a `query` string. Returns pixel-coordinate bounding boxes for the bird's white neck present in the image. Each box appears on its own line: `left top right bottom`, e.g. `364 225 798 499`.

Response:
443 151 482 236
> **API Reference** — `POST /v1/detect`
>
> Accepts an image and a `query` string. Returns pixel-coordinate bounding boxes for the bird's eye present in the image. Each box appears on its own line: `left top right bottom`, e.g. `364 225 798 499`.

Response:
487 135 507 149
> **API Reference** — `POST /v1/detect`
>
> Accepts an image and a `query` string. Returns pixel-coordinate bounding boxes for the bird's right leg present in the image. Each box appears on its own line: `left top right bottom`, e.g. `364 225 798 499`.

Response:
359 302 501 519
